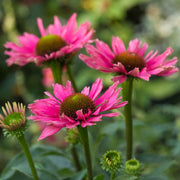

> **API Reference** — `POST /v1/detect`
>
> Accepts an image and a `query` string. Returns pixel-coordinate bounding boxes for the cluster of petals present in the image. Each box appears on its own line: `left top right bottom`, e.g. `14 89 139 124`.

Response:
4 13 94 66
79 37 178 83
28 78 127 140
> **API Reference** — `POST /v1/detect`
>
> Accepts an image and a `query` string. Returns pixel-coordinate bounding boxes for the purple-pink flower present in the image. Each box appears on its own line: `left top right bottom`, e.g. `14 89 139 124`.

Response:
79 37 178 83
28 78 127 140
5 13 94 66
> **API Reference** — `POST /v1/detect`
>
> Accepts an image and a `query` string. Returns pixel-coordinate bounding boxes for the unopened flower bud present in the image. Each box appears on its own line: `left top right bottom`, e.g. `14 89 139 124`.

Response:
0 102 26 137
101 150 122 173
65 127 80 145
125 158 142 176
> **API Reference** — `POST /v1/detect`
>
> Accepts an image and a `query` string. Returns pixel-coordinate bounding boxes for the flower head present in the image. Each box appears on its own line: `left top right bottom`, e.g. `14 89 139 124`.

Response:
79 37 179 83
28 78 127 140
0 102 26 137
124 158 143 176
5 13 94 66
101 150 122 173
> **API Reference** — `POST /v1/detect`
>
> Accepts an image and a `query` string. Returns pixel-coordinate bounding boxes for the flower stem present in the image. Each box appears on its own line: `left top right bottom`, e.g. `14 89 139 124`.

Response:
49 60 62 84
110 172 115 180
66 63 78 92
77 126 93 180
122 77 133 160
17 134 39 180
71 145 82 171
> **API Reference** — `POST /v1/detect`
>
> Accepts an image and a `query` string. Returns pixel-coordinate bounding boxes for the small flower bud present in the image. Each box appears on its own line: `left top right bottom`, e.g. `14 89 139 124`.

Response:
124 158 142 176
65 127 80 145
100 150 122 173
0 102 26 137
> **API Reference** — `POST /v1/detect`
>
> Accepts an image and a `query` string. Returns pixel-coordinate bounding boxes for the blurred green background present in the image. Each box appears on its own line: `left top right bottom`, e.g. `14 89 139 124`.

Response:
0 0 180 179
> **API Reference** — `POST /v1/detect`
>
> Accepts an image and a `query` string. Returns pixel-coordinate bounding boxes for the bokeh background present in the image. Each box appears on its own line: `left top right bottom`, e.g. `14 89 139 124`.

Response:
0 0 180 179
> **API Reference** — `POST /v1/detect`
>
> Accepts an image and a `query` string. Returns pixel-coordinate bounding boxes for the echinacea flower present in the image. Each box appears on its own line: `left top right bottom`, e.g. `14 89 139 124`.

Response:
5 13 94 66
79 37 178 83
28 78 127 140
0 102 26 137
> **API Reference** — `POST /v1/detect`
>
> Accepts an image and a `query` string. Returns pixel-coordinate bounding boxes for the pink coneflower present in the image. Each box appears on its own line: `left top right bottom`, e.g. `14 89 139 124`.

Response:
79 37 178 83
28 78 127 140
5 13 94 66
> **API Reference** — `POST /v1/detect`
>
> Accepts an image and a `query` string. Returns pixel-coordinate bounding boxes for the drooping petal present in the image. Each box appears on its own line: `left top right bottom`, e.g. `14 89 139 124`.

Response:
38 125 62 140
111 75 127 84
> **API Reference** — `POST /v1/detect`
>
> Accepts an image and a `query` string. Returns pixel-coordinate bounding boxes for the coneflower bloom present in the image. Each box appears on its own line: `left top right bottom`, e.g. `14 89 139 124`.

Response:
5 13 94 66
28 78 127 140
79 37 178 83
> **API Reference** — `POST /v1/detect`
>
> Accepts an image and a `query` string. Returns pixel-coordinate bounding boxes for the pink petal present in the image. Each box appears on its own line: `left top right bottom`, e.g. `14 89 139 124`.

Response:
89 78 103 100
128 68 139 77
76 109 85 121
112 36 126 54
81 86 90 96
37 17 46 36
138 68 151 81
64 13 77 42
95 39 114 59
38 125 62 140
102 112 119 117
111 75 127 83
157 67 179 76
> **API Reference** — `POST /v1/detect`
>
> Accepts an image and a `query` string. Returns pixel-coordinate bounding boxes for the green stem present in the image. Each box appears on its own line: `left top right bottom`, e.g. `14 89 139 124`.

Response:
17 134 39 180
77 126 93 180
66 63 78 92
110 172 115 180
49 60 62 84
122 77 133 160
71 145 82 171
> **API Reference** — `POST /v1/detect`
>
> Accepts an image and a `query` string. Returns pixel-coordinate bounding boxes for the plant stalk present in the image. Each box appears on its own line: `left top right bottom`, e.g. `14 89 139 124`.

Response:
17 134 39 180
110 172 115 180
66 63 78 92
71 145 82 171
77 126 93 180
49 60 62 84
122 77 133 160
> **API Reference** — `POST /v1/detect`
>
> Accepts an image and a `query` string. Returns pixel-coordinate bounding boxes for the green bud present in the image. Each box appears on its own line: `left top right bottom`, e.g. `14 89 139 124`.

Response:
65 127 80 145
124 158 142 176
101 150 122 173
0 102 26 137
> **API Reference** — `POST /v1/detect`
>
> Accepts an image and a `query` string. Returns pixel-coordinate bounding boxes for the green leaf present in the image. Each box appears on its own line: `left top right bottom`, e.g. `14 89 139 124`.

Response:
57 168 75 179
115 175 138 180
1 144 74 180
68 169 87 180
93 174 105 180
150 160 176 176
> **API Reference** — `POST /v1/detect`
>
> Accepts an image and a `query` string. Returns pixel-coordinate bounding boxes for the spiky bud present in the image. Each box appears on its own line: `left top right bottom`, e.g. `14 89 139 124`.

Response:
0 102 26 137
101 150 122 173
